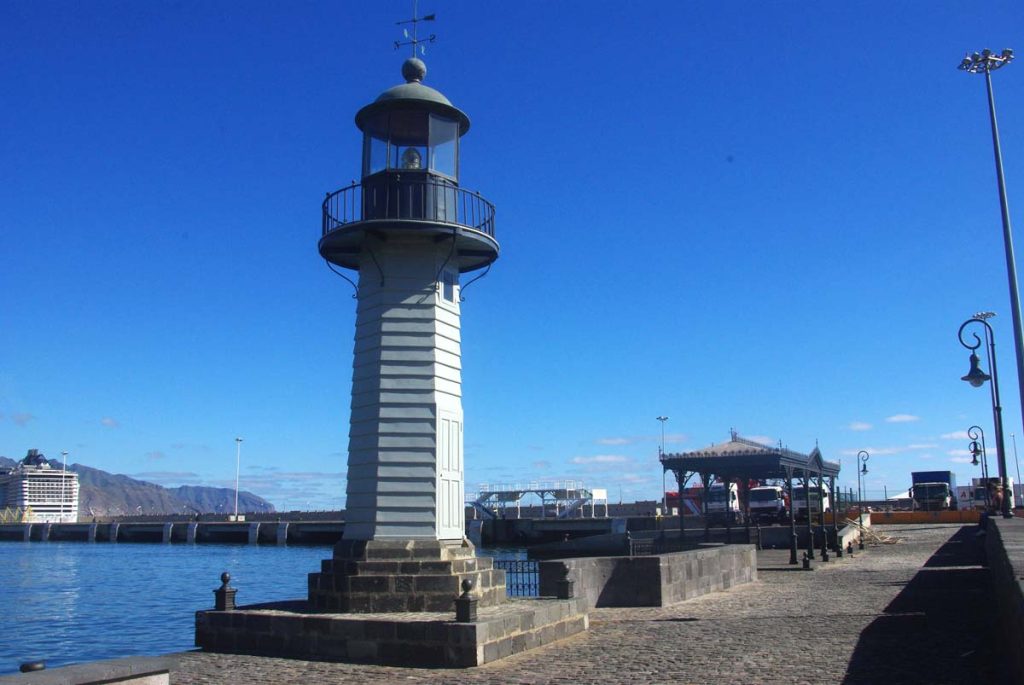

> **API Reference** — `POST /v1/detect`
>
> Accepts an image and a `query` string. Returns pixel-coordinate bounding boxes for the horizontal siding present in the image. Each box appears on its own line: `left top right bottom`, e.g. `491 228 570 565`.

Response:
343 243 465 541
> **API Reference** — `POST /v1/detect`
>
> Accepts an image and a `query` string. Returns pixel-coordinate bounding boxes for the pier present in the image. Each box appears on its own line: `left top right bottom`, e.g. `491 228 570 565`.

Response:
0 520 344 545
168 521 1018 683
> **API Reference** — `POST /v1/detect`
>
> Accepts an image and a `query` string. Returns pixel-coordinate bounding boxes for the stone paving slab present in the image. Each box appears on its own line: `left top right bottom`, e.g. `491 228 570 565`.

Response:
170 525 1008 684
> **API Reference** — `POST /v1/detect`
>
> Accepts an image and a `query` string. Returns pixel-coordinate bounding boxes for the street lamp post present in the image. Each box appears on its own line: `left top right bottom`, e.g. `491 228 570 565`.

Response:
959 317 1013 517
856 451 869 529
656 416 668 514
234 437 243 522
968 425 991 509
1011 432 1019 507
61 450 68 524
959 50 1024 456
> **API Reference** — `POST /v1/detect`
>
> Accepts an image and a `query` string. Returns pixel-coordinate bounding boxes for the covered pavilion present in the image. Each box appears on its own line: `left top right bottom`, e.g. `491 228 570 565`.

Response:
659 431 842 566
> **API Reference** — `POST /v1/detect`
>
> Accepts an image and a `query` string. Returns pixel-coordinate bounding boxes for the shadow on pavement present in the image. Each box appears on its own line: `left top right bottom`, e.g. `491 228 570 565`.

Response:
841 526 1008 685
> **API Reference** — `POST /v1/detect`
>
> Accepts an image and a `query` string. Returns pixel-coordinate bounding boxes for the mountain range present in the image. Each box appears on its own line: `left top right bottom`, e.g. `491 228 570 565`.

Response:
0 454 275 517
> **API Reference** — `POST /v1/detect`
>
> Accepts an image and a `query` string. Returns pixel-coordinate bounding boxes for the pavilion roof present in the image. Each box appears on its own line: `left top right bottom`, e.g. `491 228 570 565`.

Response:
660 432 840 479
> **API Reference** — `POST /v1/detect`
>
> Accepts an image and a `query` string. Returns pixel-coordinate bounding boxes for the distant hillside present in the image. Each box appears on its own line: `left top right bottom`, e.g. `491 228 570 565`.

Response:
0 454 274 517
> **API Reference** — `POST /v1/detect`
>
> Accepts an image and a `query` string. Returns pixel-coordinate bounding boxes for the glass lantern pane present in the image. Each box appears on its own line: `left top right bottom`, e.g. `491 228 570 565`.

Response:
391 145 426 170
365 132 388 176
428 115 458 179
387 111 429 148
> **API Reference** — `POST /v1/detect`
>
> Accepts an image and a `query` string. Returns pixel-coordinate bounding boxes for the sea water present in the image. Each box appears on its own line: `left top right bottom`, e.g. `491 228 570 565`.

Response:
0 541 522 675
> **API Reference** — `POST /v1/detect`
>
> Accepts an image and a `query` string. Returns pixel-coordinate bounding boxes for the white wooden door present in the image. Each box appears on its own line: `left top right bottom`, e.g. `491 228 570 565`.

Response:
437 412 464 539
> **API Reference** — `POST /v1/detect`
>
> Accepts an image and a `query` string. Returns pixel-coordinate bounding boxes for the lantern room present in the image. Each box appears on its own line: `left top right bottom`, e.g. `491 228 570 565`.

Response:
319 57 498 274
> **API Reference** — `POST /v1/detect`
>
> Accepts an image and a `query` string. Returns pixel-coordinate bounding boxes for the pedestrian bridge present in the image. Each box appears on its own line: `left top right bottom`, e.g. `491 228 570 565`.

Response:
471 481 609 520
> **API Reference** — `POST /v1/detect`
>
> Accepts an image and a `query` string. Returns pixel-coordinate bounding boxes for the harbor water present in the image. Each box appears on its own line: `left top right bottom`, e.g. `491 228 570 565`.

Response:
0 541 523 675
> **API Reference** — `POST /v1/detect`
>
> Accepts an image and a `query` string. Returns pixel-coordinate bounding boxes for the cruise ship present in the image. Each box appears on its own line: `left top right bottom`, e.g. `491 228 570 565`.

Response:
0 449 79 523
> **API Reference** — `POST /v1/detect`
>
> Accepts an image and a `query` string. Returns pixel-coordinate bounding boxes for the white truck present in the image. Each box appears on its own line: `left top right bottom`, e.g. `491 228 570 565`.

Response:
705 482 743 525
747 485 789 523
792 483 831 521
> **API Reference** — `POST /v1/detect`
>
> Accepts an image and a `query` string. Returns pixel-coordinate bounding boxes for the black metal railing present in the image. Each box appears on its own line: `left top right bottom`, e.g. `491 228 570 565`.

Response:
322 177 495 239
492 559 539 597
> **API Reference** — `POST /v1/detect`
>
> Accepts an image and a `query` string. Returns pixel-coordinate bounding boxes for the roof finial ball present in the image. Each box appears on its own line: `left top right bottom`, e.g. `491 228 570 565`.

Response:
402 57 427 83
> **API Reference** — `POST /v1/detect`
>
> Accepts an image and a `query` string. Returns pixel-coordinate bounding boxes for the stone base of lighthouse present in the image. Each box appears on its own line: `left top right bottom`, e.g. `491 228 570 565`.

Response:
308 538 507 613
196 537 588 667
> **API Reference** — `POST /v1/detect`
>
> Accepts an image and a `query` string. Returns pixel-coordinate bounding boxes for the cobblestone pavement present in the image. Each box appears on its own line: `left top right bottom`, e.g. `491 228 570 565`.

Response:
171 524 1006 684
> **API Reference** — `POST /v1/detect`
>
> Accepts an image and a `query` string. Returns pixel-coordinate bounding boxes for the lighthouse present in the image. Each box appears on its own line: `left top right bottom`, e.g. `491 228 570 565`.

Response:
310 50 502 611
196 27 591 663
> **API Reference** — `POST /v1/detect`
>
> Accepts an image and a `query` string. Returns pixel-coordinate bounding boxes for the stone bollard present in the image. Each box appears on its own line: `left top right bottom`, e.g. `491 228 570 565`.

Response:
555 566 575 600
214 572 237 611
858 535 864 551
454 578 477 623
802 551 812 570
847 540 854 556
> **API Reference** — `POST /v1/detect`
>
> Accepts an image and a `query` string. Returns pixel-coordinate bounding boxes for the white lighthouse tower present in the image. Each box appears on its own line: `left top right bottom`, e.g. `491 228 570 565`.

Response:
310 46 502 611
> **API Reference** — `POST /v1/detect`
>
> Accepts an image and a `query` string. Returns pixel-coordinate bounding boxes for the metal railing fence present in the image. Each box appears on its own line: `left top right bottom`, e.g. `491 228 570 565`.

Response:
492 559 539 597
322 177 495 238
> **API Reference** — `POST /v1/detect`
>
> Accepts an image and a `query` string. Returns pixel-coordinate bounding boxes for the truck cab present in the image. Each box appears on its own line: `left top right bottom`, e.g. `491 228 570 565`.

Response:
792 483 831 521
910 471 958 511
748 485 788 522
705 482 743 525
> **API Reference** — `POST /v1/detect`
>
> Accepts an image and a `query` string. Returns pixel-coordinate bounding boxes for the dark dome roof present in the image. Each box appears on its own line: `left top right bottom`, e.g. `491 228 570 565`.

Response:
355 58 470 135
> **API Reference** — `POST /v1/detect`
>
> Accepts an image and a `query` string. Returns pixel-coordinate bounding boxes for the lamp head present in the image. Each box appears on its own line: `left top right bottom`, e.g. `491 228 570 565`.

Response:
861 463 868 475
961 352 991 388
970 440 981 465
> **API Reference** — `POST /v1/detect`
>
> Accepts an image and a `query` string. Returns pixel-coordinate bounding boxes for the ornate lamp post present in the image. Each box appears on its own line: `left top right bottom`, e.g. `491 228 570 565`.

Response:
958 50 1024 454
968 425 991 509
856 451 869 528
1013 433 1022 508
959 317 1013 517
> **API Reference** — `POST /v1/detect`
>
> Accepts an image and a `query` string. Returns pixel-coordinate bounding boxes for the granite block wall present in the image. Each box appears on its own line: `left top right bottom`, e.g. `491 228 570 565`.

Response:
538 544 756 609
984 516 1024 685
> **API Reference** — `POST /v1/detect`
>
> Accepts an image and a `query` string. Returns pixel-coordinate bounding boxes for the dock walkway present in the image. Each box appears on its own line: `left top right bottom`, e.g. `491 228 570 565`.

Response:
171 524 1009 684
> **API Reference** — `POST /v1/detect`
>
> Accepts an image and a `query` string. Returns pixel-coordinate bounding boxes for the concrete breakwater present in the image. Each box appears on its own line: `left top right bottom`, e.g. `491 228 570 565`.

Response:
0 520 343 545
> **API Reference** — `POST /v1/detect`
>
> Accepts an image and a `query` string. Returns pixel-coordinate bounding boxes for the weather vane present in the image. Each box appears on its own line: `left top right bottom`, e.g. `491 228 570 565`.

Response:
394 0 436 57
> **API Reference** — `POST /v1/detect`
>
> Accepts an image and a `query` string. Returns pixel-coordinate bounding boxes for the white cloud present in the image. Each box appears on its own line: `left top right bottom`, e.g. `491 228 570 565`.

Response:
11 413 35 427
572 455 629 465
947 449 973 457
886 414 920 423
746 435 775 447
847 422 873 432
839 443 937 457
617 472 655 485
941 431 969 440
596 433 687 447
950 456 974 464
100 417 119 428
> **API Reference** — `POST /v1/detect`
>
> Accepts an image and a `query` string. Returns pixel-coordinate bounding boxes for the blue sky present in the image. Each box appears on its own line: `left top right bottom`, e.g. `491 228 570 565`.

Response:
3 1 1024 509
